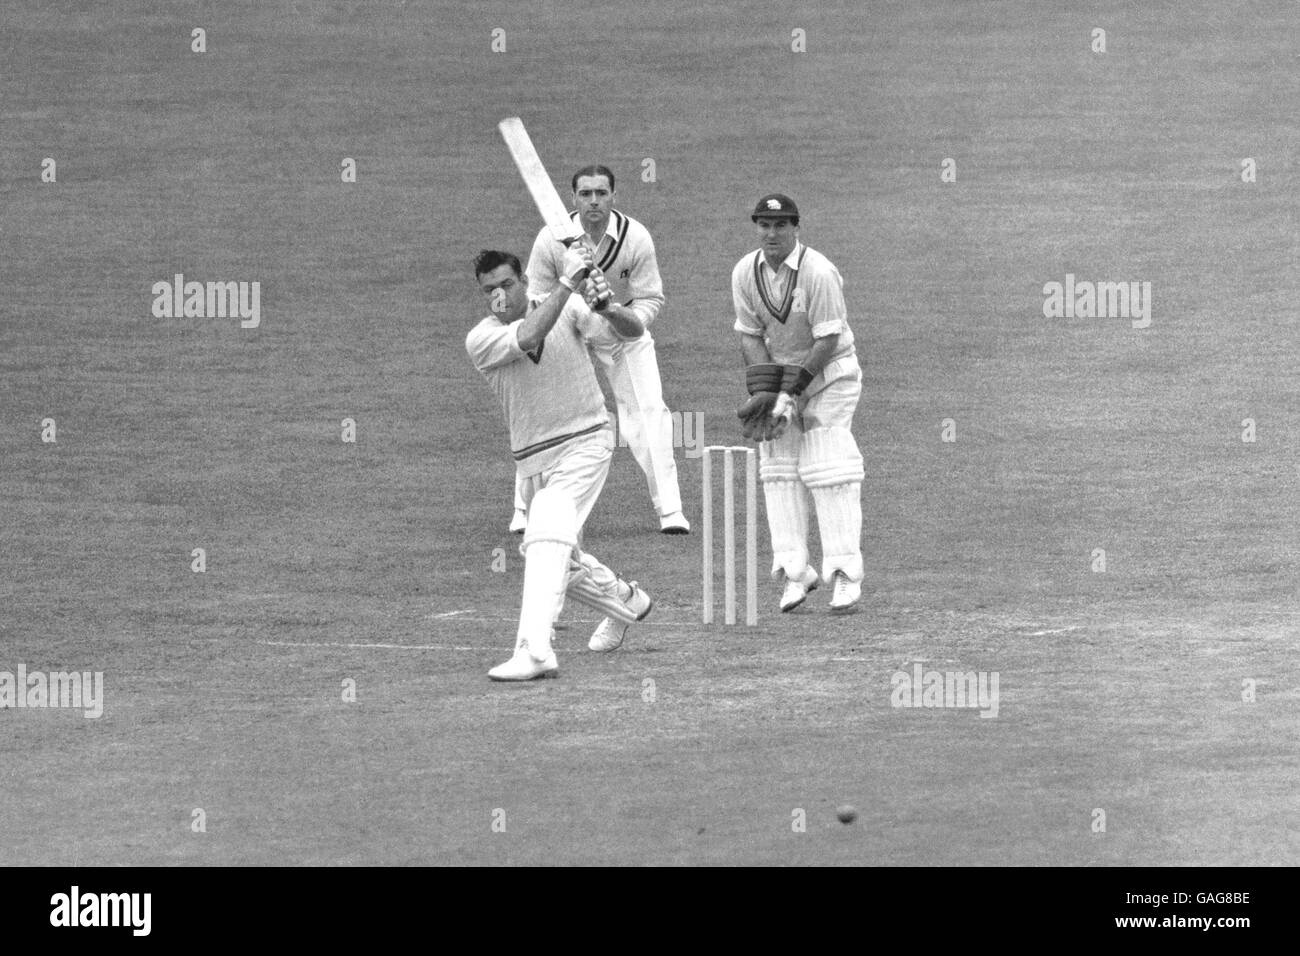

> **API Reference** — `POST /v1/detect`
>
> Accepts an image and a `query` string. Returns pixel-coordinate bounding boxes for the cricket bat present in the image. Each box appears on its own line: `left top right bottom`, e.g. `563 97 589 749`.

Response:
498 116 610 307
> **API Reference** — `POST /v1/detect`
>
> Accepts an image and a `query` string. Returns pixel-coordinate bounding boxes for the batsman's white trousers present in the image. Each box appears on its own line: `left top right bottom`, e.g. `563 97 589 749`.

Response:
516 433 635 625
517 432 612 533
516 332 682 518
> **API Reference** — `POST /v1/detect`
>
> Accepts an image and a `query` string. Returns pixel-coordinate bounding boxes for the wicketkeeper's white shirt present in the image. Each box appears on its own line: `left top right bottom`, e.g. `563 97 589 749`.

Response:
732 241 859 390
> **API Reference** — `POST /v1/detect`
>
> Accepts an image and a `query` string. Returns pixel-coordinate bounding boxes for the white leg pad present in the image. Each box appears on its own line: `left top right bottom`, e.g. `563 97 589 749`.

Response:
515 487 579 659
565 552 646 625
759 429 811 581
798 427 865 583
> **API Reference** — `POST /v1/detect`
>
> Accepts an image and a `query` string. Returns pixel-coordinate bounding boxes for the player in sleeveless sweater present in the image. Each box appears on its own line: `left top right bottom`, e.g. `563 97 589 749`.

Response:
516 165 689 536
466 248 654 680
731 194 865 613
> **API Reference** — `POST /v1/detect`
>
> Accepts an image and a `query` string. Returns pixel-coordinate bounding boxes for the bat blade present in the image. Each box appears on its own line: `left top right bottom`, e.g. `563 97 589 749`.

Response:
498 117 582 246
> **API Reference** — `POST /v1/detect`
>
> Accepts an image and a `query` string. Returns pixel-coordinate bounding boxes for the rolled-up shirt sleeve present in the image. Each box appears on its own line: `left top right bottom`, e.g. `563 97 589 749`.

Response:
732 257 764 335
466 318 525 371
805 259 848 338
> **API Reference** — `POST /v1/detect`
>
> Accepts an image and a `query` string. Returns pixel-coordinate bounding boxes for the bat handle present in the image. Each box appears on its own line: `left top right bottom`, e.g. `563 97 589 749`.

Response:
584 272 611 310
563 245 613 310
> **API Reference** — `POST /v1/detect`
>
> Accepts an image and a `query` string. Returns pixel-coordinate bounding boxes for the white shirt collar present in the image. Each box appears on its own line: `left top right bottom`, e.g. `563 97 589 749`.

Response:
759 241 803 276
577 210 619 245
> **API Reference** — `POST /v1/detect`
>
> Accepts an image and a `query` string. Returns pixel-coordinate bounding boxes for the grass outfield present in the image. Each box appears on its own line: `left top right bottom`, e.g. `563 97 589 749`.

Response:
1 0 1296 865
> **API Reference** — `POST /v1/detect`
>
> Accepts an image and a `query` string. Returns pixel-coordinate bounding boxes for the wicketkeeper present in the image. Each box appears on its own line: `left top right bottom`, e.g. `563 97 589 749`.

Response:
732 194 865 613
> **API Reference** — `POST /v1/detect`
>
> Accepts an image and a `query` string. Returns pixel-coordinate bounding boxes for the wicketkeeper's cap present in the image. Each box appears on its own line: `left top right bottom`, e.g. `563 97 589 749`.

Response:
751 193 799 222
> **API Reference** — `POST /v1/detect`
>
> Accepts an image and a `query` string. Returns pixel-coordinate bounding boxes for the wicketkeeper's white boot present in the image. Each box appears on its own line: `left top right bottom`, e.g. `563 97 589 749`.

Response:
779 567 820 612
828 571 862 612
588 616 629 652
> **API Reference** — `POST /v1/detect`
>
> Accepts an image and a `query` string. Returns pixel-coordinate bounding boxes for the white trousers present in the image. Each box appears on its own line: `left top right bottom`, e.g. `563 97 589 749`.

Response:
518 434 611 533
516 332 682 517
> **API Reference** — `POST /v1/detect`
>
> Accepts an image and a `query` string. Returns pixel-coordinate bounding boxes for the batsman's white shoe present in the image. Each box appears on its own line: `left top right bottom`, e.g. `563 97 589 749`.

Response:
779 568 820 612
659 511 691 534
509 509 528 534
828 571 862 613
488 648 559 681
588 616 629 652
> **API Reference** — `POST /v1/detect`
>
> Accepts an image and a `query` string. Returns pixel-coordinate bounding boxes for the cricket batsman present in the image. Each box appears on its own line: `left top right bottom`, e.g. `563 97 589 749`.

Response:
732 194 864 613
466 248 653 680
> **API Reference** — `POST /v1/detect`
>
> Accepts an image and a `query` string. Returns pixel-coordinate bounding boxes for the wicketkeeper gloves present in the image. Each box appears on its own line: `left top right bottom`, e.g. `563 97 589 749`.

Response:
744 363 785 396
781 365 814 397
737 363 812 442
737 364 780 440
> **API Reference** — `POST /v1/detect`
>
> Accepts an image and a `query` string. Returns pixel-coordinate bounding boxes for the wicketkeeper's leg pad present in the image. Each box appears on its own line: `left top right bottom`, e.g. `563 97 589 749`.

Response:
760 428 812 581
565 552 648 625
514 487 580 658
798 427 865 584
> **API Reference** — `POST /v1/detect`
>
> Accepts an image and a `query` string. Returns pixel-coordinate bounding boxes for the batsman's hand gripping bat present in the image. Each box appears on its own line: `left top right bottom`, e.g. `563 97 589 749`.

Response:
498 116 611 309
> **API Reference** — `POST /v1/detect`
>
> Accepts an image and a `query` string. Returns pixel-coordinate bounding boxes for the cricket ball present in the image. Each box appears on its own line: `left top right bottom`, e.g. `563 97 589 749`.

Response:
836 804 858 824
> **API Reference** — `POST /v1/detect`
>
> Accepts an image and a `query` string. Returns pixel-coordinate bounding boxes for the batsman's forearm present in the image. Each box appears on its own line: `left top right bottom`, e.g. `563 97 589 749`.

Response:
628 294 663 328
600 303 644 339
515 287 572 353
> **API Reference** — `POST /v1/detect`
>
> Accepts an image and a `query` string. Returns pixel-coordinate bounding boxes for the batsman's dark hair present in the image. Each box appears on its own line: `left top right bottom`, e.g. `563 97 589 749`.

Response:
474 249 522 279
571 165 615 192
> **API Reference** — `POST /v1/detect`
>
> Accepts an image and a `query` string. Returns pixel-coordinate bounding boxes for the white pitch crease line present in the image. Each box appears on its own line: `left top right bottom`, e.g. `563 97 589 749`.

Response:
425 613 762 630
429 609 475 619
257 640 482 651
